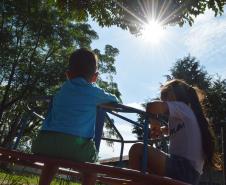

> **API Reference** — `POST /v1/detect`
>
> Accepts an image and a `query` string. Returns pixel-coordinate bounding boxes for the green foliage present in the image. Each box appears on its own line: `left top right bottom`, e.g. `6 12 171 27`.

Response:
0 171 80 185
94 45 122 102
166 55 212 91
56 0 226 34
204 78 226 140
132 102 146 140
0 0 121 148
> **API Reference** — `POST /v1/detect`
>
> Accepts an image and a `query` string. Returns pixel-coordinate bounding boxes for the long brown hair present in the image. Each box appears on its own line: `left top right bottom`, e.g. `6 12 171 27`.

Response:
160 79 216 167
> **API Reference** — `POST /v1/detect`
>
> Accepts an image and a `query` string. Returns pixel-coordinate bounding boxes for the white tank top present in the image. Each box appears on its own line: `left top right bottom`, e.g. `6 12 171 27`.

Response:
166 101 205 174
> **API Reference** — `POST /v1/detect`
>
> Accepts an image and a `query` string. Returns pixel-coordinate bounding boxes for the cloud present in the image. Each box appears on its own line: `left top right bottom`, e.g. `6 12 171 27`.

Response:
184 10 226 63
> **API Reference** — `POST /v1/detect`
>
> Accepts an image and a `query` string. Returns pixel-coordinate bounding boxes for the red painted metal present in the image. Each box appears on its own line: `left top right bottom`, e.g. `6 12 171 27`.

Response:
0 147 190 185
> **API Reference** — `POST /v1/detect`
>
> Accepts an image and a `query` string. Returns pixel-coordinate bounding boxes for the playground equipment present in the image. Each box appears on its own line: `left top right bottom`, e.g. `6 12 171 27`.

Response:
0 97 189 185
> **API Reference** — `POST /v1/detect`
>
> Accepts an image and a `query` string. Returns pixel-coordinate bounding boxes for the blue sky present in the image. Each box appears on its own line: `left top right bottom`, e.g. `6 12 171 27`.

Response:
90 7 226 159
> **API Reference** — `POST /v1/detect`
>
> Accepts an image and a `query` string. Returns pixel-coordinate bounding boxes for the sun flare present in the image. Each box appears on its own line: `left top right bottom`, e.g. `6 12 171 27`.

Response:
141 20 165 44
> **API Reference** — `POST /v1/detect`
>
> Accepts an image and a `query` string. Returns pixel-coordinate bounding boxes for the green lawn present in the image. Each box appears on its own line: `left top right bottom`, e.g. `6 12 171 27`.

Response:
0 171 80 185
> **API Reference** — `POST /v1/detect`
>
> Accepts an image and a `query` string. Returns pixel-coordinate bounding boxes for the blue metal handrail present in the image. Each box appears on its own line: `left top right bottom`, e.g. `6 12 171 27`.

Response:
18 98 225 184
14 98 168 174
96 103 165 173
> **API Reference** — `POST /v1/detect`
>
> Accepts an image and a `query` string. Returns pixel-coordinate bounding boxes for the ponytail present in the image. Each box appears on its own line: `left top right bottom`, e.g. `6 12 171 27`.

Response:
162 79 220 169
188 87 215 165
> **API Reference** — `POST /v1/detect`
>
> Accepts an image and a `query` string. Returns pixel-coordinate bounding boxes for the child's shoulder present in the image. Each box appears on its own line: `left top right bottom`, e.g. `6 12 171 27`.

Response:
65 78 107 95
89 83 108 94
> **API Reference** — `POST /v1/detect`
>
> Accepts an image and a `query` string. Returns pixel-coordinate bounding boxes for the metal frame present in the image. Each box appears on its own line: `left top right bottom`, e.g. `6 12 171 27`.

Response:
11 97 226 184
94 103 163 173
12 97 157 173
13 98 164 174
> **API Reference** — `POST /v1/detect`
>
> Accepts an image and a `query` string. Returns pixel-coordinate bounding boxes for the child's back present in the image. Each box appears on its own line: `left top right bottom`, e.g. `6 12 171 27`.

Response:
32 48 119 185
42 76 117 139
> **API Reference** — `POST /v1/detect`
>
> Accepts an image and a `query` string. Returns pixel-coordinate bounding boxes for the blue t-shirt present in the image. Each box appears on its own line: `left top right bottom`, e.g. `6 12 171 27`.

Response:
41 77 118 138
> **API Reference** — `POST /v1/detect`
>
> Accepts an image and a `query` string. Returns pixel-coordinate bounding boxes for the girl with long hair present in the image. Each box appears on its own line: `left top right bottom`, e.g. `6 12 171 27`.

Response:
129 79 218 185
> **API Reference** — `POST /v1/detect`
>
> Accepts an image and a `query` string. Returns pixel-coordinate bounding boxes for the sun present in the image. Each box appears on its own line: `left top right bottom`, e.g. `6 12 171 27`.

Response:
141 20 165 44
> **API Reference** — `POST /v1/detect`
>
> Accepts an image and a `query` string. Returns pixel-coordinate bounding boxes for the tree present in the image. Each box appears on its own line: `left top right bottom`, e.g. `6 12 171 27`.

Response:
132 102 146 140
205 78 226 125
0 0 121 148
56 0 226 34
204 78 226 150
166 55 212 91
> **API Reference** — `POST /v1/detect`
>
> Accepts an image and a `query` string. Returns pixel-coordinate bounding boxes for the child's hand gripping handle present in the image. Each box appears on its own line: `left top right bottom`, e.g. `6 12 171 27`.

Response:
149 118 169 139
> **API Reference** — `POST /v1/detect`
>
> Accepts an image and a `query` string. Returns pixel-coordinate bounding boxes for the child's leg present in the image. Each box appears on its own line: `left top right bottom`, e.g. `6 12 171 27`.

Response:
39 163 58 185
82 172 96 185
129 143 167 176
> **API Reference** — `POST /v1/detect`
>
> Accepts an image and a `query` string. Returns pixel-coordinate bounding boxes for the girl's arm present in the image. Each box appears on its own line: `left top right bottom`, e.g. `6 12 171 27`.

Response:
146 101 169 115
147 101 169 138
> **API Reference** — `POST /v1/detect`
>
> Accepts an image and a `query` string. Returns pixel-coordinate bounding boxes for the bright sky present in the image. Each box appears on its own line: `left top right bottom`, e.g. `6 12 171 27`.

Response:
91 7 226 159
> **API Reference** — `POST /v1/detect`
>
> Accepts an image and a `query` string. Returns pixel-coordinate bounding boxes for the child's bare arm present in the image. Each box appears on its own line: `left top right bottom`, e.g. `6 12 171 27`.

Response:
147 101 169 139
146 101 169 115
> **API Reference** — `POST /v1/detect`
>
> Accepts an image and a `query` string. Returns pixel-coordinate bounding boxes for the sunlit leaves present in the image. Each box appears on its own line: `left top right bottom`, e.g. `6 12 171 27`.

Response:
168 55 211 91
56 0 225 34
0 0 121 148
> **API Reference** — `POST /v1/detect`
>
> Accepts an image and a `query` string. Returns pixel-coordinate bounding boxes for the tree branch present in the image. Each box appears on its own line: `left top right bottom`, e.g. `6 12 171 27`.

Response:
0 0 5 37
0 19 28 120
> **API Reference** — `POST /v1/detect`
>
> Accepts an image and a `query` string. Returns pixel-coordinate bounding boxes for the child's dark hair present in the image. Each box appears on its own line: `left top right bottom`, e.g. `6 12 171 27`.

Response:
160 79 217 168
68 48 98 80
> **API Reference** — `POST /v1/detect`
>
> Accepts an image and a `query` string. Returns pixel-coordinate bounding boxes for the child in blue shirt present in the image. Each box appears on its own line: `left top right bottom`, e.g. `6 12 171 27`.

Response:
32 48 119 185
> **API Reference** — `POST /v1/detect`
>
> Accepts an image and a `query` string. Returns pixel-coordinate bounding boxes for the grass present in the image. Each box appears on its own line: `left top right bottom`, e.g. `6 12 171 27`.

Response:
0 171 81 185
